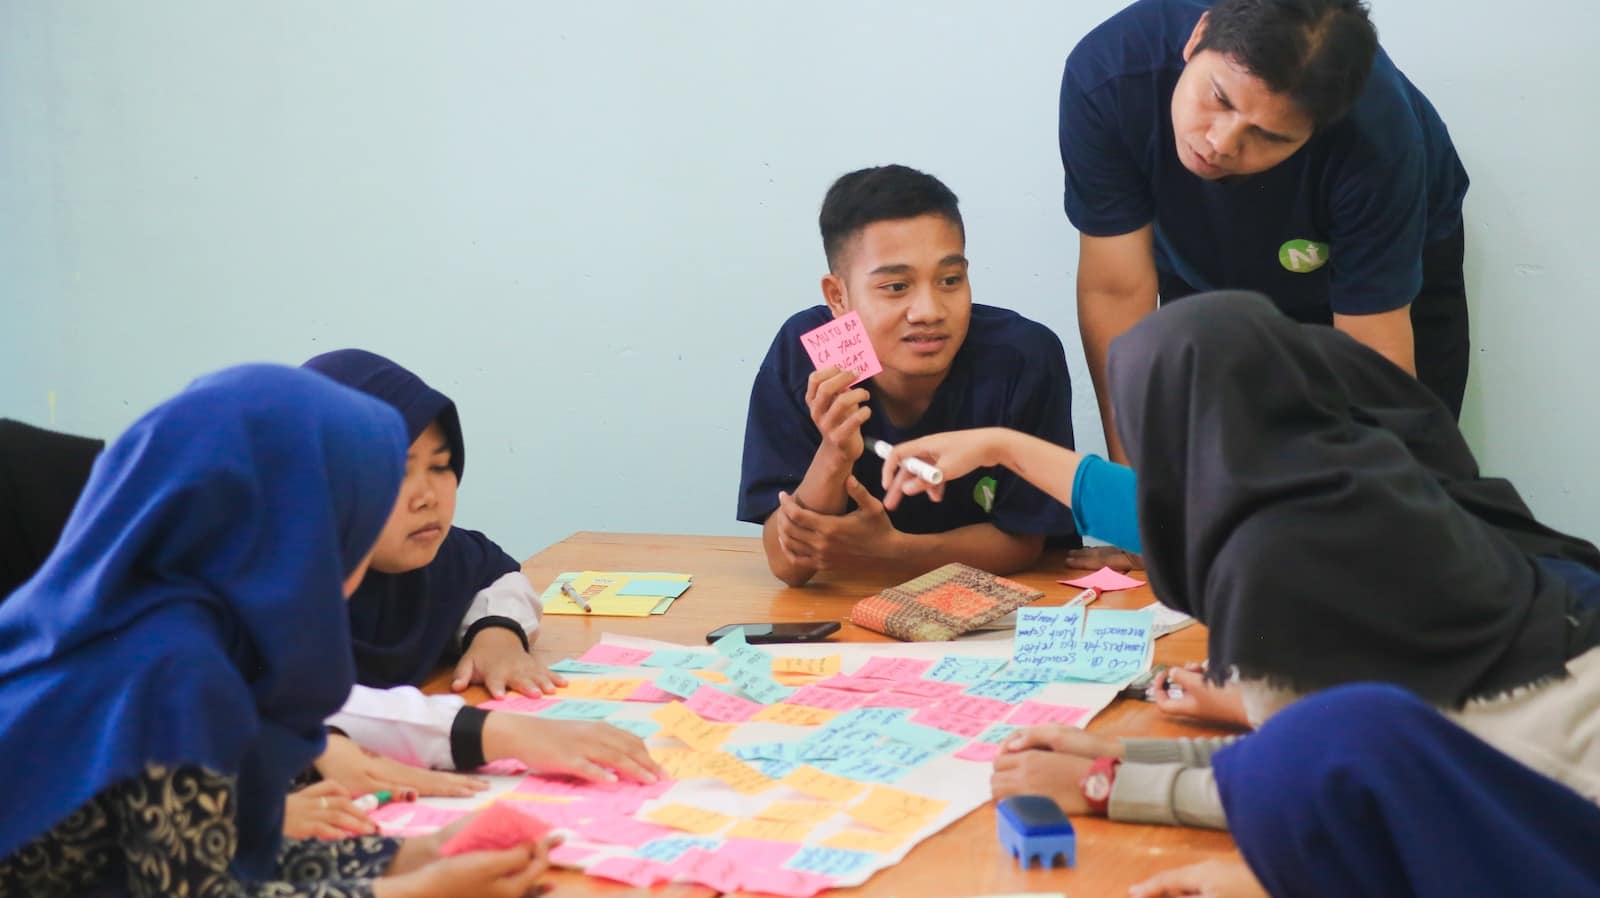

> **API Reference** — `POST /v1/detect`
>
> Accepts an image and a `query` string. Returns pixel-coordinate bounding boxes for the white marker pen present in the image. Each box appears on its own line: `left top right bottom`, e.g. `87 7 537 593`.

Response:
872 439 944 486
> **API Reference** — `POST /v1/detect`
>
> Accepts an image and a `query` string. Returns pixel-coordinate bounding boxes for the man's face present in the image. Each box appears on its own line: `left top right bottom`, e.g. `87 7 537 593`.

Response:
1171 17 1315 180
823 214 972 387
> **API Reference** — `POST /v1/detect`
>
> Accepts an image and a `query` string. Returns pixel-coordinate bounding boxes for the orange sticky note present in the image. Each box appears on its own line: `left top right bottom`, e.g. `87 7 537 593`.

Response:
651 702 735 752
822 829 910 853
642 803 736 835
780 765 865 802
753 704 839 727
554 678 646 701
727 818 815 842
772 655 842 676
649 746 704 779
757 800 841 824
696 752 778 795
847 786 949 835
691 669 731 684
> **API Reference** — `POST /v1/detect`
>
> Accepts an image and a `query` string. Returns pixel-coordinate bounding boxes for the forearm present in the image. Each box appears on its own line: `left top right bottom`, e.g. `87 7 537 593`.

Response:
1333 308 1417 376
761 448 856 586
886 524 1044 575
763 514 818 587
1078 285 1156 464
327 685 463 769
992 429 1086 508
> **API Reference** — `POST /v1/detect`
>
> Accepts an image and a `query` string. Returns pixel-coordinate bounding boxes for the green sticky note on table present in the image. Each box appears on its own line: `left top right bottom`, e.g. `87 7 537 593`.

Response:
618 579 693 598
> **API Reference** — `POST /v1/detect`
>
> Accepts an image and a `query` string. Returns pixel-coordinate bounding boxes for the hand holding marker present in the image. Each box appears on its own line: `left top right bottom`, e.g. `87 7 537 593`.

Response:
872 439 944 486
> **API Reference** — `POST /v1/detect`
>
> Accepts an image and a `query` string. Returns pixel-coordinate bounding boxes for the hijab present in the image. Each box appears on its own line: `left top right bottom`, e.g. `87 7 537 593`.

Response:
0 419 104 598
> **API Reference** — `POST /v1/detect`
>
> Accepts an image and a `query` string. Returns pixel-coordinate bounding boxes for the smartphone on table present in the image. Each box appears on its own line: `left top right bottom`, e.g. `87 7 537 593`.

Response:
705 622 841 645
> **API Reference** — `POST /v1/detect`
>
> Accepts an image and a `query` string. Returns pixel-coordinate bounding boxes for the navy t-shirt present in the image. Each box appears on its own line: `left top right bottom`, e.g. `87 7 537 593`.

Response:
738 304 1079 542
1060 0 1469 321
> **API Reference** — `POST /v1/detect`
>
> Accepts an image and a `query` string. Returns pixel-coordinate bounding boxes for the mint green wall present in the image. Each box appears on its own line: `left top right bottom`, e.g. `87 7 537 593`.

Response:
3 2 1595 557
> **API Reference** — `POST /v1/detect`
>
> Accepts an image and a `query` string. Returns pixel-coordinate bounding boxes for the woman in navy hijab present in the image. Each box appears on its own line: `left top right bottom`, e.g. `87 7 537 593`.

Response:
0 366 552 897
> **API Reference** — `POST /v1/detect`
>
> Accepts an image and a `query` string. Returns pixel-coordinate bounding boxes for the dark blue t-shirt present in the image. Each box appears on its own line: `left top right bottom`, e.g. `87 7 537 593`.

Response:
1060 0 1469 320
738 304 1079 541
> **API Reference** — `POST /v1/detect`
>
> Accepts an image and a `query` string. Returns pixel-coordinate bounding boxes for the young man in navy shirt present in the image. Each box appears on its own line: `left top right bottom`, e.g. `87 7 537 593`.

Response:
1063 0 1471 461
738 165 1079 587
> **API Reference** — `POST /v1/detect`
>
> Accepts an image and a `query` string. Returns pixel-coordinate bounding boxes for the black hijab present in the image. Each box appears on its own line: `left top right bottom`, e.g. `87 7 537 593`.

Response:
303 350 519 687
1110 292 1600 706
0 419 104 599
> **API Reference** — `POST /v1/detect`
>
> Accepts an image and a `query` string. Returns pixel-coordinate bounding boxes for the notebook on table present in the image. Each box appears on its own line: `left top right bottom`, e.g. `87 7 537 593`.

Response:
850 563 1045 642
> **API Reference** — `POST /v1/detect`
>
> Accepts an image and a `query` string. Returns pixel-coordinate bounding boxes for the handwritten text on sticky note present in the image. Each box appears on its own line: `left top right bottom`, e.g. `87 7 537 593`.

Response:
800 311 883 386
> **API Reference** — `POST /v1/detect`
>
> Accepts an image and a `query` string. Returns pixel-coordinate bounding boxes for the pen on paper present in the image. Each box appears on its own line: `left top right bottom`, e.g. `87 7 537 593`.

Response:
560 580 592 613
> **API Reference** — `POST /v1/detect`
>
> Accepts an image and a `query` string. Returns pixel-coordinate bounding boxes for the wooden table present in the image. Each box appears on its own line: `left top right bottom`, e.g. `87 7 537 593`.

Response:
504 532 1239 897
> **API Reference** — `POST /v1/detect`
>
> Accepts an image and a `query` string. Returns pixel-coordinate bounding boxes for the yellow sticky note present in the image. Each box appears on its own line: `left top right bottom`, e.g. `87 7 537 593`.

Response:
554 678 645 700
757 800 841 824
780 765 865 802
753 704 839 727
642 803 736 835
847 786 949 835
651 702 735 752
691 669 730 684
649 746 704 780
696 752 778 795
772 655 842 676
727 818 815 842
822 829 910 853
492 793 573 805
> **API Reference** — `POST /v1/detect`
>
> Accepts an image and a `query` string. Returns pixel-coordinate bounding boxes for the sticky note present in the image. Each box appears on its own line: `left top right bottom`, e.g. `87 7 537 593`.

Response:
713 627 766 663
757 800 842 824
822 756 911 784
692 669 731 683
905 707 989 738
626 682 677 703
854 656 935 680
975 723 1019 744
727 664 797 705
718 838 803 869
929 694 1013 722
604 718 662 740
870 741 940 768
784 685 867 711
618 579 694 598
636 836 722 863
642 803 736 835
548 659 630 675
1059 566 1147 591
665 848 745 893
886 679 966 699
1013 605 1085 668
1006 700 1091 727
882 719 966 753
742 869 835 898
754 704 840 727
586 856 670 888
847 786 949 835
781 765 866 802
535 700 616 720
727 818 815 842
548 842 596 866
653 668 705 698
648 747 704 780
1071 607 1155 682
953 742 1001 762
799 310 883 386
785 845 878 877
695 751 780 795
642 649 716 669
733 742 804 764
990 664 1073 683
651 702 736 751
814 674 898 693
685 687 764 722
555 678 647 701
860 690 941 710
437 803 551 856
576 644 652 666
772 655 843 677
924 655 1008 684
821 829 909 853
475 695 556 715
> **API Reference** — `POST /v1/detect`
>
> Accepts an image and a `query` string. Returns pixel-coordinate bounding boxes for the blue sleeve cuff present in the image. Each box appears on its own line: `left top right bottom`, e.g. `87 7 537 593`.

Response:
1070 454 1141 554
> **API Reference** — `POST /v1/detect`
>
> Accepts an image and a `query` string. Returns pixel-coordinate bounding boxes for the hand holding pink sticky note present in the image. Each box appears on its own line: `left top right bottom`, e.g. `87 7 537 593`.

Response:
1059 565 1146 591
800 311 883 386
437 803 552 856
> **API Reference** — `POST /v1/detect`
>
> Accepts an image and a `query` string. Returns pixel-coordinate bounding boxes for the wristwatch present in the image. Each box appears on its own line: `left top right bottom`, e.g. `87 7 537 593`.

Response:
1080 755 1122 816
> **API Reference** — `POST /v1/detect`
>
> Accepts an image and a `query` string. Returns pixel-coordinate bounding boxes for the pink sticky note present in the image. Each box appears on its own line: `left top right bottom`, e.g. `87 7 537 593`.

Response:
814 675 898 693
587 856 671 888
476 758 530 776
438 803 553 856
886 679 966 699
717 838 802 869
578 644 653 666
854 657 935 680
907 707 990 738
574 815 679 847
476 695 557 714
1059 566 1147 591
745 868 836 897
627 682 677 703
784 685 868 711
861 690 941 709
369 803 468 836
549 843 597 867
799 310 883 386
685 686 764 722
930 694 1014 722
1006 701 1091 727
954 742 1002 763
668 848 746 893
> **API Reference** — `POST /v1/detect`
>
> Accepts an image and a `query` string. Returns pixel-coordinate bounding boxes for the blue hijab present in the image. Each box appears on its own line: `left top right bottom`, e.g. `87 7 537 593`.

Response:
0 365 405 879
302 349 520 687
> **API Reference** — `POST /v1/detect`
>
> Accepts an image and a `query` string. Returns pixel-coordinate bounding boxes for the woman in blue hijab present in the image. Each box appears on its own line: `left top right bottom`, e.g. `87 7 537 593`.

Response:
0 366 551 897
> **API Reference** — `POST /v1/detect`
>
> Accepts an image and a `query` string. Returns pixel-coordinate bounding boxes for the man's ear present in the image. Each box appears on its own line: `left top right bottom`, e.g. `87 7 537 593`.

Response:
821 273 849 317
1182 11 1208 63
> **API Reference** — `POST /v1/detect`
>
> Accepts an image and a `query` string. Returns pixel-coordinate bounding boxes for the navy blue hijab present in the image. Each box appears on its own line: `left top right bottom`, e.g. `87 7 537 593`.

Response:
0 365 405 879
303 349 520 687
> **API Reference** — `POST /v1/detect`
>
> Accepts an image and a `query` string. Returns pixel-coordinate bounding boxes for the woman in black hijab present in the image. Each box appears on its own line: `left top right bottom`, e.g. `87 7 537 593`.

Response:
0 419 103 599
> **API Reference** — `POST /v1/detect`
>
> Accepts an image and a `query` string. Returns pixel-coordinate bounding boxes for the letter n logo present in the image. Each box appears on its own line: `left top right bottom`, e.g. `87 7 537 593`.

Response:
1278 239 1330 273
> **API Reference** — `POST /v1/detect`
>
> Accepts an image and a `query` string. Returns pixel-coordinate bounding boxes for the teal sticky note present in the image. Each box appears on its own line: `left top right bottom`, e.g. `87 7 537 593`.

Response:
641 649 715 669
925 656 1008 684
882 720 965 754
617 579 692 598
818 755 910 783
1067 608 1155 682
549 660 630 676
732 742 804 763
535 700 615 720
1013 605 1085 668
635 836 720 863
871 741 940 768
607 719 662 739
975 724 1019 745
653 668 704 699
785 845 878 876
962 680 1045 703
989 664 1074 683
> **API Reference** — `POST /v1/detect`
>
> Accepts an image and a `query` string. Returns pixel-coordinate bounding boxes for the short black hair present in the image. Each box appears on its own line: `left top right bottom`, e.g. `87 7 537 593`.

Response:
1196 0 1378 129
819 165 964 272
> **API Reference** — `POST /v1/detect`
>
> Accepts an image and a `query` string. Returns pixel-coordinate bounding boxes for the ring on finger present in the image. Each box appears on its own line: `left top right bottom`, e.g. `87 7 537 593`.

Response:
318 796 329 810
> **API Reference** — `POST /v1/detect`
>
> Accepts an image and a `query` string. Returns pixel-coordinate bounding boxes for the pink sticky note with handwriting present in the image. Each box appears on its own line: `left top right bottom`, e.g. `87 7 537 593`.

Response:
886 679 966 700
930 694 1014 722
854 657 935 680
1059 566 1147 591
476 695 557 714
799 311 883 386
575 815 679 847
578 644 652 666
784 685 868 711
954 742 1002 763
588 856 671 888
685 686 763 722
862 690 941 709
718 838 802 869
1006 700 1091 727
907 707 990 738
628 682 677 703
369 803 468 836
814 675 898 693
